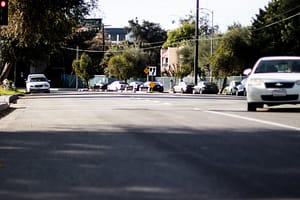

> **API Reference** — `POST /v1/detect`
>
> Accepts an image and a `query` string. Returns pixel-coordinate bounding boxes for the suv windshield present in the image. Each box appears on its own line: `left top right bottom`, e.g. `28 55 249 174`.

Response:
30 77 47 82
254 60 300 73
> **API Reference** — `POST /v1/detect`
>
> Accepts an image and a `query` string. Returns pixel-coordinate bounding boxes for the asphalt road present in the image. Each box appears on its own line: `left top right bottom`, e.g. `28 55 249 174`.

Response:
0 91 300 200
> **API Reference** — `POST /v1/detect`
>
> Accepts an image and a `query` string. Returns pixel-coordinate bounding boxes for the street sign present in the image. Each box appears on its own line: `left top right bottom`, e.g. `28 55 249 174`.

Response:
149 66 156 76
149 81 156 89
144 67 149 75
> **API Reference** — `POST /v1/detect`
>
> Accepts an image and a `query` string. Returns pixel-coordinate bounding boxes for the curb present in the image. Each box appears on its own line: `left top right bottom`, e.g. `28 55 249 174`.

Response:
0 95 19 112
0 102 9 112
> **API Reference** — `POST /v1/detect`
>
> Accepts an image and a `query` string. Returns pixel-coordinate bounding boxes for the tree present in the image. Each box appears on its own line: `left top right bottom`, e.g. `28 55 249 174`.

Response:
105 48 148 80
0 0 97 82
162 22 195 48
72 53 95 87
162 12 216 48
176 45 194 79
2 0 96 49
125 19 167 44
125 19 167 66
210 25 252 91
251 0 300 56
162 14 219 78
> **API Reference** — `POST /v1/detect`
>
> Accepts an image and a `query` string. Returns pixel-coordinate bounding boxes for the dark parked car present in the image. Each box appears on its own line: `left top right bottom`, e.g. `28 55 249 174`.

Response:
93 81 108 91
173 81 194 93
193 81 219 94
126 81 144 91
140 81 164 92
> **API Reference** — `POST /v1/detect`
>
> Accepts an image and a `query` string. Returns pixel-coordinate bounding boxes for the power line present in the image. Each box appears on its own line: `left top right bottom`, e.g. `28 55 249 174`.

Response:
61 35 223 54
253 11 300 32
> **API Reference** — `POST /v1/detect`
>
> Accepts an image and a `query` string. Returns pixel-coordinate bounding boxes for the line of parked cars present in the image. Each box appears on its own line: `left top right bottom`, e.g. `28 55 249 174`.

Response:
94 80 164 92
172 81 219 94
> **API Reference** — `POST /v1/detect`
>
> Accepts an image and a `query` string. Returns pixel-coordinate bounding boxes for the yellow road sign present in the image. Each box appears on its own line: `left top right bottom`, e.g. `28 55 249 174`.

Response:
144 67 149 75
149 81 155 89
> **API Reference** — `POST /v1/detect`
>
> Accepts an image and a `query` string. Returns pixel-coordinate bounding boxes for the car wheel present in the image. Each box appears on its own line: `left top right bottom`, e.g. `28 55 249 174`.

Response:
231 90 236 95
247 103 257 111
247 103 263 111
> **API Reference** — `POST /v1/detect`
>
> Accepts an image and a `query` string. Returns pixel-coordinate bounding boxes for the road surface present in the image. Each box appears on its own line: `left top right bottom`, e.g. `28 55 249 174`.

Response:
0 92 300 199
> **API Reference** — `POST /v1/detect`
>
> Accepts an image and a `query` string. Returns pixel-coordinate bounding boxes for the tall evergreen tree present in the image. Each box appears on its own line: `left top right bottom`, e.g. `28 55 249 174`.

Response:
251 0 300 56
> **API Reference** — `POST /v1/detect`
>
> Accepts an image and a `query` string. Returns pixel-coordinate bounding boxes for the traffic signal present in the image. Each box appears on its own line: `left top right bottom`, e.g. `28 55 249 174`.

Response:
0 0 8 25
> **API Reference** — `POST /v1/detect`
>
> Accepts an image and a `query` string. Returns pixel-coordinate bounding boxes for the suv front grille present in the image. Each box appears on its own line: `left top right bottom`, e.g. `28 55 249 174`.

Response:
261 95 299 101
265 82 294 89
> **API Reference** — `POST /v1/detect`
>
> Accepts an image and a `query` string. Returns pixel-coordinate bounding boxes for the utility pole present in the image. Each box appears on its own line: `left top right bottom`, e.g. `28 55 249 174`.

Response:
75 46 79 90
102 24 105 52
194 0 199 85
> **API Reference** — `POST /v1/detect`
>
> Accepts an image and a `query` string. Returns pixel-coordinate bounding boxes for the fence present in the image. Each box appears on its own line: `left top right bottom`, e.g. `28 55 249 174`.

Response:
59 74 246 92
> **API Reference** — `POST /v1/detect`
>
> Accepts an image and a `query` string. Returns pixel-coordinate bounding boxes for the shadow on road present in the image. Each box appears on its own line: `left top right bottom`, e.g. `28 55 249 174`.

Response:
0 126 300 200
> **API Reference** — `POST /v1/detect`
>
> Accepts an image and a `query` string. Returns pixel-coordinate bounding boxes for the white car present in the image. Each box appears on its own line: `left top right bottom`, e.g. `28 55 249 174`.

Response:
225 80 241 95
173 81 194 93
26 74 50 93
244 56 300 111
107 81 128 91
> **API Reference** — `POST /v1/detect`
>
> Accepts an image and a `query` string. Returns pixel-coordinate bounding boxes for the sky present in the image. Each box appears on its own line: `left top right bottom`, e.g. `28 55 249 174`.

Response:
90 0 271 32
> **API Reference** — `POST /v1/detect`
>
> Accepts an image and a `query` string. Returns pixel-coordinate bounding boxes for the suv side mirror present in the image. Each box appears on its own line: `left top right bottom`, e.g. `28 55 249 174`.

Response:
243 68 252 76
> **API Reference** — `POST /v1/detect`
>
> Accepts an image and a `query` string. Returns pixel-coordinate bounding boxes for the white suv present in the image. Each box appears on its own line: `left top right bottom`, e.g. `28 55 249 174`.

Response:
26 74 51 93
244 56 300 111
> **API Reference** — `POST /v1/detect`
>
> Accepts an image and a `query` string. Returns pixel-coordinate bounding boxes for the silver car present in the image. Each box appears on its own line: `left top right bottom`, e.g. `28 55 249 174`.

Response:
244 56 300 111
236 78 247 96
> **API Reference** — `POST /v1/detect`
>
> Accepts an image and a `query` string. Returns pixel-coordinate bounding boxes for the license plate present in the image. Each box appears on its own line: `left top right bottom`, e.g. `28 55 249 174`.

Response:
272 90 286 97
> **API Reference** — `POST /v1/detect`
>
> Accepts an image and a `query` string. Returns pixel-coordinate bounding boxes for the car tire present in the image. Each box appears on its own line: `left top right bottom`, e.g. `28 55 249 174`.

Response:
247 103 263 111
247 103 257 111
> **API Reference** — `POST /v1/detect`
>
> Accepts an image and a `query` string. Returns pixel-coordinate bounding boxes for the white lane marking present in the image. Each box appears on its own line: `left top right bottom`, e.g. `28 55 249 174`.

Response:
204 110 300 131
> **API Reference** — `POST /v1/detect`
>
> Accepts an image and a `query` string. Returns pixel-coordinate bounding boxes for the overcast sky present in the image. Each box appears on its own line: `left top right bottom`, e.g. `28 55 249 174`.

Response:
90 0 271 32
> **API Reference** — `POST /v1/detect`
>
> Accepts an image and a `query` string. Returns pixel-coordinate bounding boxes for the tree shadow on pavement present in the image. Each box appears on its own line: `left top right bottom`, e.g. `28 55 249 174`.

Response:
0 127 300 200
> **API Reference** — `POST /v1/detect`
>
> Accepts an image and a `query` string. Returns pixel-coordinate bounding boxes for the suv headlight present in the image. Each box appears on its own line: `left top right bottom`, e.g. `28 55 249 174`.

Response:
248 78 264 86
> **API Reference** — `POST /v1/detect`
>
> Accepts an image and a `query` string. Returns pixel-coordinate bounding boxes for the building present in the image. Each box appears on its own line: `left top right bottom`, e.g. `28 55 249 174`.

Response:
160 47 180 77
105 28 128 44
